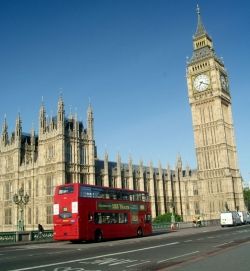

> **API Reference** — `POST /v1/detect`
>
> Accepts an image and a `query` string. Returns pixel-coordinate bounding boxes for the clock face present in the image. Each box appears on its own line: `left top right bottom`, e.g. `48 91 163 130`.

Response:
220 75 227 90
193 74 210 91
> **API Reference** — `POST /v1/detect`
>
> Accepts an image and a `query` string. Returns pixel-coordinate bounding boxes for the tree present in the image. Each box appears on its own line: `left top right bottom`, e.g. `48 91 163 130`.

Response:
243 188 250 211
153 213 182 223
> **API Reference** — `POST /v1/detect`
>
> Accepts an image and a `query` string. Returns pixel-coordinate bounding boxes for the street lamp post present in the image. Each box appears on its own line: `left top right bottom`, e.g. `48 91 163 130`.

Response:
170 200 176 230
13 187 29 231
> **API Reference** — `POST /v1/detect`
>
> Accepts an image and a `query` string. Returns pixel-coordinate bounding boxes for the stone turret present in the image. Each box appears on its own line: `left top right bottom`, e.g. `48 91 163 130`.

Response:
57 95 65 128
15 113 22 142
103 150 109 187
128 155 133 190
1 116 8 146
149 161 156 218
39 101 46 135
116 153 122 188
86 104 95 184
87 103 94 140
138 160 145 191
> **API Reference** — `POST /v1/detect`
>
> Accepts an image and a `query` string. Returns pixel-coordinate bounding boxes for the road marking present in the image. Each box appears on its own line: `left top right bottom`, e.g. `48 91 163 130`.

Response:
127 260 151 267
98 258 118 265
109 259 137 266
184 240 193 243
9 241 179 271
214 241 233 248
158 251 199 263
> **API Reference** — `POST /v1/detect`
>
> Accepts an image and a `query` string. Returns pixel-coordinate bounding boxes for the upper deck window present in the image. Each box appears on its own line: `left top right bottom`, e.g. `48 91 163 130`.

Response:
79 185 149 202
58 185 74 195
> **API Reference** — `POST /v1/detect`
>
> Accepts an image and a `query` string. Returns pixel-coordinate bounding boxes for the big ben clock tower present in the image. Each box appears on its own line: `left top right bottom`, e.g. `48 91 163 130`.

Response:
186 6 245 218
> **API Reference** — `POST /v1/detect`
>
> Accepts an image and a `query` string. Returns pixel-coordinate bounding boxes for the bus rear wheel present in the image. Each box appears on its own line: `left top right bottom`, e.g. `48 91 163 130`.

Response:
95 230 103 242
137 227 143 237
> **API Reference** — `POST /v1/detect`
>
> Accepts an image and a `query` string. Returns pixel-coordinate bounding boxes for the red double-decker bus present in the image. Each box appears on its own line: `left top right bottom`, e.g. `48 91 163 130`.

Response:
53 183 152 242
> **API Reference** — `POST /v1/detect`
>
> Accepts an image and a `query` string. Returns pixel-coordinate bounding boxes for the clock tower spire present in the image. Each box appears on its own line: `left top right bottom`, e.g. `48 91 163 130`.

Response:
186 6 245 218
194 4 207 38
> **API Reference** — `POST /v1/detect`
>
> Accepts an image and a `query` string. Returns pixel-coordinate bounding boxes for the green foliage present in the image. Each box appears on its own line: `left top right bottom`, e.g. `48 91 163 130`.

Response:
153 213 182 223
243 188 250 211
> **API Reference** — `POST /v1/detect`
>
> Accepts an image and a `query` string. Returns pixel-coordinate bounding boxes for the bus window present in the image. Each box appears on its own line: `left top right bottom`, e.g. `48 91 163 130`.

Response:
118 213 128 224
80 186 92 198
134 193 141 201
121 192 129 200
116 191 122 200
145 214 152 223
131 213 139 223
94 213 102 224
109 190 117 200
59 185 74 195
92 188 104 198
145 194 149 202
94 212 128 224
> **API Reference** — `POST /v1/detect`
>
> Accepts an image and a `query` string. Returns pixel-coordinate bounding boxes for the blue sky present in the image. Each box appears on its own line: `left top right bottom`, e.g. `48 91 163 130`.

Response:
0 0 250 182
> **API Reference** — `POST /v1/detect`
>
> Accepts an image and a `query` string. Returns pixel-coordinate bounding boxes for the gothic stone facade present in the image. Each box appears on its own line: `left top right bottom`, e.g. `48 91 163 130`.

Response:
0 97 200 231
0 7 245 232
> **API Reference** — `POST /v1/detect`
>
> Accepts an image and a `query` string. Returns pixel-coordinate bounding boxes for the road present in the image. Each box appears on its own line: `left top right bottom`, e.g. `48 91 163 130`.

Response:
1 224 250 271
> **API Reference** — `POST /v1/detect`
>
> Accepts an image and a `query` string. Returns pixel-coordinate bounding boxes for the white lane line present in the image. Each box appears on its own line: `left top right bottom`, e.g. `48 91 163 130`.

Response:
9 241 179 271
158 251 199 263
127 261 151 268
98 258 118 265
214 241 233 248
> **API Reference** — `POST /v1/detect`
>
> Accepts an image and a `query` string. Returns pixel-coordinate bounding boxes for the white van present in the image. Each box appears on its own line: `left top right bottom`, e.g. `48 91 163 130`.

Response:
246 212 250 224
220 211 241 227
237 211 248 224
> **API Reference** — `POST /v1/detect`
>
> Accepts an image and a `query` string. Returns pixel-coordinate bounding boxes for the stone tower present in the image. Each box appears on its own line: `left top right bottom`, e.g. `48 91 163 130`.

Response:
186 6 245 218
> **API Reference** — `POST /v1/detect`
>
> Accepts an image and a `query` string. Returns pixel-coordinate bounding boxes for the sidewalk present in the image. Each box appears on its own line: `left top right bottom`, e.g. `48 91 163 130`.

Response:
166 224 221 237
0 225 222 247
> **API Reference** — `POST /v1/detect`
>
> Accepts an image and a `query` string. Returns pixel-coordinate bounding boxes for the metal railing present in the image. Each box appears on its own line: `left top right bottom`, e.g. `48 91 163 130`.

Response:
153 219 220 232
0 232 16 243
0 230 53 244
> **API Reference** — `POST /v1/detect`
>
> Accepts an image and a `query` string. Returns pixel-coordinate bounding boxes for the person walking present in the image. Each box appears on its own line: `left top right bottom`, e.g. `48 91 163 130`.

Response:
38 224 44 238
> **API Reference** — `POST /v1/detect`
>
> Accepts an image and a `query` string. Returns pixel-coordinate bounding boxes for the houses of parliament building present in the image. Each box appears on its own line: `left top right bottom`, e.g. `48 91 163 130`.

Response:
0 7 245 232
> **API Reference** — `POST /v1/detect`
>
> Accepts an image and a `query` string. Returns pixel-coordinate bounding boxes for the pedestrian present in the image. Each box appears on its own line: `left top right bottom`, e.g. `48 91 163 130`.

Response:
197 217 202 227
38 224 44 238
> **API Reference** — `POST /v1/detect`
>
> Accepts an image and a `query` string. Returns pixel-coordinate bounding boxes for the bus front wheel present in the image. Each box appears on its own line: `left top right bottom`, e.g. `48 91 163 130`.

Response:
137 227 143 238
95 230 103 242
